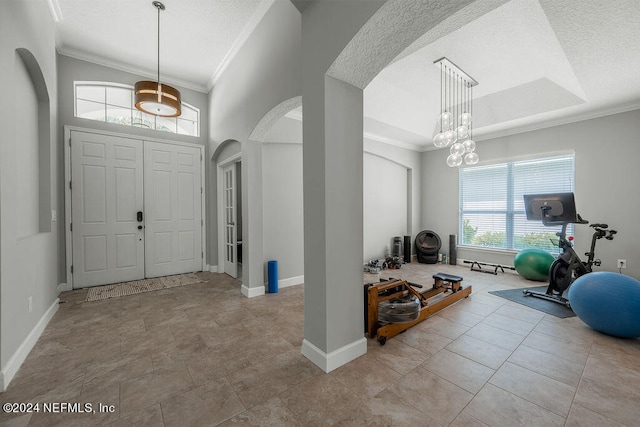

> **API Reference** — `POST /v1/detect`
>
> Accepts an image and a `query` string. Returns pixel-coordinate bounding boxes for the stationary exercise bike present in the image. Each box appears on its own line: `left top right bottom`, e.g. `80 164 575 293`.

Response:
522 193 616 308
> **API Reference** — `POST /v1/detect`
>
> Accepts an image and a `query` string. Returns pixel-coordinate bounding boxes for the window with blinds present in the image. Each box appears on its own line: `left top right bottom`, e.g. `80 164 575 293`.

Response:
459 154 575 253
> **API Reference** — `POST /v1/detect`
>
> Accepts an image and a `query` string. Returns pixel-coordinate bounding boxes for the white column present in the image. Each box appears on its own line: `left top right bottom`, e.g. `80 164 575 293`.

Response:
301 73 366 372
241 140 265 297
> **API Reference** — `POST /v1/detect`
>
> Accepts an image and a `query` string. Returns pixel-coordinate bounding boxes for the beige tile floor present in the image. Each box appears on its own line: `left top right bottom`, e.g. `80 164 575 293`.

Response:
1 263 639 426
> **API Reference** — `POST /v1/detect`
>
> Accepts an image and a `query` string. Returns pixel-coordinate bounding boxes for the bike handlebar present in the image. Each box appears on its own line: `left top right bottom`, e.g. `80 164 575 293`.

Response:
576 214 589 224
590 223 608 229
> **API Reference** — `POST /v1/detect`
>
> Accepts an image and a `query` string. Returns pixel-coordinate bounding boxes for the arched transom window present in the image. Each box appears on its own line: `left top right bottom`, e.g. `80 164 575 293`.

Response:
74 81 199 137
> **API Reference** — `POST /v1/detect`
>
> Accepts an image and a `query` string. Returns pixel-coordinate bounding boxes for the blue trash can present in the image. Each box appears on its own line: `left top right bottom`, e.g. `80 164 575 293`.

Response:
268 260 278 293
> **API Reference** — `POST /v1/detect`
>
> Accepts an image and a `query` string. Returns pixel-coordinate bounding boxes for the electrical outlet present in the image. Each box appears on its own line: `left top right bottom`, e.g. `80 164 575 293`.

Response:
28 296 33 313
618 259 627 269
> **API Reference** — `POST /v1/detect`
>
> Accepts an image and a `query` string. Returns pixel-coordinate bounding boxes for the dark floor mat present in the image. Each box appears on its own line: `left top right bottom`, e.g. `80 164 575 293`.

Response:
489 286 575 318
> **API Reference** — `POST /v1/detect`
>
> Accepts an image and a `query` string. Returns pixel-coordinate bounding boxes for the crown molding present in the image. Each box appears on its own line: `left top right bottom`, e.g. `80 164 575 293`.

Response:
56 47 208 93
278 102 640 153
284 106 427 152
363 131 427 152
474 102 640 143
46 0 63 23
207 0 275 91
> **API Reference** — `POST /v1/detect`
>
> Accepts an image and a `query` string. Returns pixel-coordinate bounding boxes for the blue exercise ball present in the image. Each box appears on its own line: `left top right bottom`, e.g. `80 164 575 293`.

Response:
514 249 555 281
568 272 640 338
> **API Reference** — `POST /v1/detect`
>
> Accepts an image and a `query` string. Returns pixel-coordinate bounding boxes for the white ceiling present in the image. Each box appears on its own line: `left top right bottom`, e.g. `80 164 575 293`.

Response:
363 0 640 150
52 0 270 92
51 0 640 149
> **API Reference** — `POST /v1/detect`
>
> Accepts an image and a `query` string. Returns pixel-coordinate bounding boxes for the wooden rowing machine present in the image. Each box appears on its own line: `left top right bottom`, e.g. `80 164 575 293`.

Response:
366 273 471 345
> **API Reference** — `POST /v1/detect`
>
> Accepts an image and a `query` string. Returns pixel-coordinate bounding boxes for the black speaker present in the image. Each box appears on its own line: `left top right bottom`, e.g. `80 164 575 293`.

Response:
449 234 457 265
403 235 411 263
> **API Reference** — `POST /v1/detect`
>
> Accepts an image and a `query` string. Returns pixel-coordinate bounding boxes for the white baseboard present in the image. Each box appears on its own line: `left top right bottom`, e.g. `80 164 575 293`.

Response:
1 298 59 392
301 337 367 373
263 275 304 290
208 265 218 273
279 275 304 289
241 284 265 298
57 282 71 293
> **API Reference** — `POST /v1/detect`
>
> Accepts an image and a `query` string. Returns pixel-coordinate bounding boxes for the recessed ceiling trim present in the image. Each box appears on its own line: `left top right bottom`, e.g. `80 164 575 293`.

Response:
474 102 640 143
207 0 275 91
363 131 427 153
56 47 208 93
280 105 426 152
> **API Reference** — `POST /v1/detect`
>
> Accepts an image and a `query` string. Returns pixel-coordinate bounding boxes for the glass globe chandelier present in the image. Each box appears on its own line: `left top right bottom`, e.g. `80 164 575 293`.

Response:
433 58 478 167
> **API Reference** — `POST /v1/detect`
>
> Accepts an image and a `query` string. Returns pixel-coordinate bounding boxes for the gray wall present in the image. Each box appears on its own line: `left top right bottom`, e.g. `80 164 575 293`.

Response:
207 0 301 292
0 0 59 387
260 119 304 284
363 153 408 261
262 143 304 281
208 0 301 150
57 54 209 282
422 110 640 279
258 119 424 281
364 138 422 261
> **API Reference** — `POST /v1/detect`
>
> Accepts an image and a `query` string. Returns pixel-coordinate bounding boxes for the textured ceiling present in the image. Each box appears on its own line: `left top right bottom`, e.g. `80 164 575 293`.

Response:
360 0 640 150
329 0 497 89
54 0 268 92
51 0 640 149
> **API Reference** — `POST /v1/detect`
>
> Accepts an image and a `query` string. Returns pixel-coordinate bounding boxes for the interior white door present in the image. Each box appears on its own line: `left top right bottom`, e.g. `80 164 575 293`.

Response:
145 141 203 278
71 131 145 287
223 163 238 278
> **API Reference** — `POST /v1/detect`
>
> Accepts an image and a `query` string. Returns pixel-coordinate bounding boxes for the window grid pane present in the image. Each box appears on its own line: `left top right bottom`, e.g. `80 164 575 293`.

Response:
106 86 132 109
76 85 105 103
76 99 106 121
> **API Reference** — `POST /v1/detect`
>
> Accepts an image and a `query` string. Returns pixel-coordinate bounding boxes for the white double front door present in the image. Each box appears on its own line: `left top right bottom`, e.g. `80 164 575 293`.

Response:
70 130 203 288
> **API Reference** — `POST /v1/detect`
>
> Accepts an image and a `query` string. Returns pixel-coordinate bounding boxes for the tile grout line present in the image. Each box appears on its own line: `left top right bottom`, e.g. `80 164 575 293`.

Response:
563 339 593 426
480 313 580 422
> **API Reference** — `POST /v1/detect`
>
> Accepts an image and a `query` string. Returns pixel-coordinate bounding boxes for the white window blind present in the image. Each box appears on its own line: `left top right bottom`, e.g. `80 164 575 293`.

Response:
459 154 575 252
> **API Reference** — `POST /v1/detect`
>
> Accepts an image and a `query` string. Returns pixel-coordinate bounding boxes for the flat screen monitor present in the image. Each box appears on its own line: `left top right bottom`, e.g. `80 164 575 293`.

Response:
523 192 578 224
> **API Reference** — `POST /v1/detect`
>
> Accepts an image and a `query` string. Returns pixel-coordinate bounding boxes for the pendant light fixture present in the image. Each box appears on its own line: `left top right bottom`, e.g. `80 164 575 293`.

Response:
433 57 478 167
135 1 181 117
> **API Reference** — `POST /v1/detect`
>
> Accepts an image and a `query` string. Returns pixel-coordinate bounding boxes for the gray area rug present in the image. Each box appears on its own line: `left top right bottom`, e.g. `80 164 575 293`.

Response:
489 286 575 318
85 273 203 302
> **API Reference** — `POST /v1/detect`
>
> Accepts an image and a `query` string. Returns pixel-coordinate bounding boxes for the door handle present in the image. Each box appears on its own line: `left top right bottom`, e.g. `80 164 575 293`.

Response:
137 211 143 222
